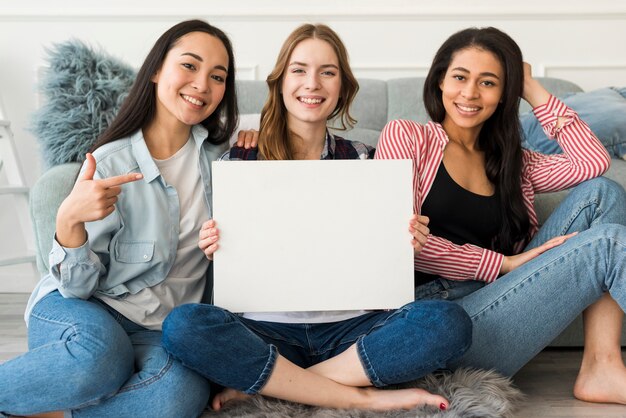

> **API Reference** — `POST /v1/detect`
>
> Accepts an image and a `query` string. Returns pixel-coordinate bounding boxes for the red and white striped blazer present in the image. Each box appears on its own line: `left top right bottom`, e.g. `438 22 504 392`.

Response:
375 96 611 283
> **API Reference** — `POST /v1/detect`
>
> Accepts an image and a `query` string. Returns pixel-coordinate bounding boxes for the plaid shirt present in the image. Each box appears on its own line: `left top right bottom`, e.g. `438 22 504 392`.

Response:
219 130 375 161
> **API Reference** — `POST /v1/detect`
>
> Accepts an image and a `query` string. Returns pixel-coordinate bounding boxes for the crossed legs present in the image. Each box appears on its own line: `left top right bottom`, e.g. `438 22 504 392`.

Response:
163 299 471 411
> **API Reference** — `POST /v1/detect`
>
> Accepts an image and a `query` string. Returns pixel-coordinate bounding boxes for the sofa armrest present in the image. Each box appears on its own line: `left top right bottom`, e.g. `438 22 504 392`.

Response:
29 163 81 275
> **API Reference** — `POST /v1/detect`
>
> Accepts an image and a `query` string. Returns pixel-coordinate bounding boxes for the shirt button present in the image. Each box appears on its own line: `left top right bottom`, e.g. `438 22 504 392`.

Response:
143 255 148 259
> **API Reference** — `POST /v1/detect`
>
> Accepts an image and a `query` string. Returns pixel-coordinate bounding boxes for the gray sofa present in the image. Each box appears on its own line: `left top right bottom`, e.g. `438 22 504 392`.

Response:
30 77 626 346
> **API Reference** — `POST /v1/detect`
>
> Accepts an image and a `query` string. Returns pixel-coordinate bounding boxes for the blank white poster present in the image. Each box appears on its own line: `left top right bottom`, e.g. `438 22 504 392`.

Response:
211 159 414 313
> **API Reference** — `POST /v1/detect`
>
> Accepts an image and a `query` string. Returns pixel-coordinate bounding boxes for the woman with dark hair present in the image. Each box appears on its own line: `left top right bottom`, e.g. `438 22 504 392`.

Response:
163 23 472 412
0 19 238 417
376 27 626 404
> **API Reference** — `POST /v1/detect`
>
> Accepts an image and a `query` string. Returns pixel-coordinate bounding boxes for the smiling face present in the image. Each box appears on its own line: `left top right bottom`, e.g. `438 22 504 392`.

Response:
281 38 342 133
152 31 229 130
439 47 504 141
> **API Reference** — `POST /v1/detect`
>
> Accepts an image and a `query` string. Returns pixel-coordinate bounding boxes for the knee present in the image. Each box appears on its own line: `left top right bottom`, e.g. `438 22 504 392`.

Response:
162 304 229 357
162 304 201 355
578 177 626 202
598 177 626 202
434 301 473 353
595 177 625 194
164 303 223 334
407 300 472 355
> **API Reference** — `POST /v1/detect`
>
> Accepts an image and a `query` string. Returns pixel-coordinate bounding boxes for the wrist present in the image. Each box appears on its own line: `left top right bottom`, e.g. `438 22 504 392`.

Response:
499 256 510 275
56 212 87 249
524 80 551 108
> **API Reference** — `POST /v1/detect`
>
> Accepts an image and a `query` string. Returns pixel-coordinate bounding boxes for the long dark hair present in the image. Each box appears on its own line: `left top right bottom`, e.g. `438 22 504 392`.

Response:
90 19 238 152
423 27 530 254
258 23 359 160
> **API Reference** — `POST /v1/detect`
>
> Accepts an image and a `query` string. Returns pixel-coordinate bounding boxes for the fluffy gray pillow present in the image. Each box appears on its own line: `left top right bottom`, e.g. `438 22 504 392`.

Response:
30 39 136 168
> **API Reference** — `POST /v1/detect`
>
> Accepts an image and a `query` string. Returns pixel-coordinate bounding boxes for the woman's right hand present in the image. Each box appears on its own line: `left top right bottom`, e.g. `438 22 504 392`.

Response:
199 219 220 260
56 153 143 248
235 129 259 149
409 214 430 255
500 232 578 275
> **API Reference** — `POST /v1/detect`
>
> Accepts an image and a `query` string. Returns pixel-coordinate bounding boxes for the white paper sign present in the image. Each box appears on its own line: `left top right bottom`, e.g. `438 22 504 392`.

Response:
212 159 414 313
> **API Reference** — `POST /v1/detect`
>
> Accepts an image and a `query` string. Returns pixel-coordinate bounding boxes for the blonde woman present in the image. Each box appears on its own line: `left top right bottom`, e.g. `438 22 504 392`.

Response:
163 24 471 412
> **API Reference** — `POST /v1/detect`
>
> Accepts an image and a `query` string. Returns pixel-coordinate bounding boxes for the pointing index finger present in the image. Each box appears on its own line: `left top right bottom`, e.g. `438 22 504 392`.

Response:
99 173 143 188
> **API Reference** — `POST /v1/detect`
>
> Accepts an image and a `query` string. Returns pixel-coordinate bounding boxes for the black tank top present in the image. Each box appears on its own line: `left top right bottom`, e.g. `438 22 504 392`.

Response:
415 162 502 285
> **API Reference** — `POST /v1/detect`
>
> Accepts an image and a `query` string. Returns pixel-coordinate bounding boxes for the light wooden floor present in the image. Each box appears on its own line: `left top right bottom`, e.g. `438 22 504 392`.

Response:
2 293 626 417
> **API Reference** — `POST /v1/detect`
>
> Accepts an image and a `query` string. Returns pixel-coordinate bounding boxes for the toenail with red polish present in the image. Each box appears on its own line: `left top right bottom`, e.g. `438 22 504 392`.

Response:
440 402 447 410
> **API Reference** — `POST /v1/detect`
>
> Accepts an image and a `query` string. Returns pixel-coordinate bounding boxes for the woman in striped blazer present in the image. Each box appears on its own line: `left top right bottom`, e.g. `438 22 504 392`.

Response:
376 26 626 405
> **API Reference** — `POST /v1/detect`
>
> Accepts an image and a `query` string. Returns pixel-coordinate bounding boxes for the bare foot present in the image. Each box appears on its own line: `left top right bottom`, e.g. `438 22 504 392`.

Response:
574 358 626 404
212 387 251 411
357 387 448 411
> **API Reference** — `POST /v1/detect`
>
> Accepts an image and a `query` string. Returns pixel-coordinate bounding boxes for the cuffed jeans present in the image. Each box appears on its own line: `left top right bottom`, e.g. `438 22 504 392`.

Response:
0 291 210 417
415 177 626 376
163 299 471 394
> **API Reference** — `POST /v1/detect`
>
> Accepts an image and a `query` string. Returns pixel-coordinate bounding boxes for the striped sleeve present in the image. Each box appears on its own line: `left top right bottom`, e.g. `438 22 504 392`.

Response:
375 120 422 214
376 119 504 283
524 96 611 193
416 237 504 283
375 119 420 161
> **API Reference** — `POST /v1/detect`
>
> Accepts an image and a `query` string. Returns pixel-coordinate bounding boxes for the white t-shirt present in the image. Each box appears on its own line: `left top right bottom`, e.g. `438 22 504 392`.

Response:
243 310 369 324
98 138 209 330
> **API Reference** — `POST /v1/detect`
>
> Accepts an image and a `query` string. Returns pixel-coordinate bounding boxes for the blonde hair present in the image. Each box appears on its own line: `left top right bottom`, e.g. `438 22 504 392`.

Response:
258 23 359 160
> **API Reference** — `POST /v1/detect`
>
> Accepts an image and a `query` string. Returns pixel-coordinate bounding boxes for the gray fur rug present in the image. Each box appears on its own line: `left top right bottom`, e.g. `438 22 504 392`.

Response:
203 368 523 418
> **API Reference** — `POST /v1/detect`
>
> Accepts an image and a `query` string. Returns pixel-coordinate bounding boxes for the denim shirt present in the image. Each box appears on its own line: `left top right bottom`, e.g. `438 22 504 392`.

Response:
25 125 228 323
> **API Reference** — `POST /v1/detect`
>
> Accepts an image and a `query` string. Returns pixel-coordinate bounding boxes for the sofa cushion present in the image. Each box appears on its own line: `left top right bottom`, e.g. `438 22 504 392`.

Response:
30 40 135 168
345 79 388 132
235 80 268 114
333 127 381 148
387 78 429 124
517 77 584 114
328 79 389 147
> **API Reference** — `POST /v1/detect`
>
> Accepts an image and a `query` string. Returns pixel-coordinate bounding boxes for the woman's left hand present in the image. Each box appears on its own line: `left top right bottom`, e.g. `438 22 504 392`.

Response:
235 129 259 149
409 214 430 254
500 232 577 274
198 219 220 260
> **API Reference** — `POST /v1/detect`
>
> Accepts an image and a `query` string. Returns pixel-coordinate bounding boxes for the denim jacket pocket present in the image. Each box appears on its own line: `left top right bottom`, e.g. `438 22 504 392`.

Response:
114 240 155 263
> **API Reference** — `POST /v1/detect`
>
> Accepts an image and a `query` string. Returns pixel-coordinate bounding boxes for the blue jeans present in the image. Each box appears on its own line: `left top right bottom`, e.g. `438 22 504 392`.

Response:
415 177 626 376
0 291 210 417
162 299 471 393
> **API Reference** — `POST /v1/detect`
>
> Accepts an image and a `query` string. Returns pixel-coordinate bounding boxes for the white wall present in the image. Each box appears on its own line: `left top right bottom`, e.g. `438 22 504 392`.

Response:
1 0 625 291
